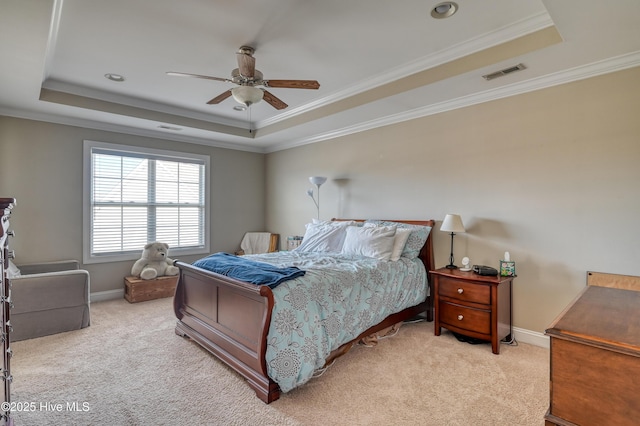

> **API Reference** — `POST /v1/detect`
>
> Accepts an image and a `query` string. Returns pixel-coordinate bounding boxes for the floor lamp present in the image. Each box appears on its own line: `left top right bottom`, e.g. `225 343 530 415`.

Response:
440 214 466 269
307 176 327 220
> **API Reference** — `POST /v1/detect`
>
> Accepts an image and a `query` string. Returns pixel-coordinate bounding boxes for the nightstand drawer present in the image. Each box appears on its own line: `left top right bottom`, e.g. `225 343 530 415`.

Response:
440 302 491 335
439 277 490 305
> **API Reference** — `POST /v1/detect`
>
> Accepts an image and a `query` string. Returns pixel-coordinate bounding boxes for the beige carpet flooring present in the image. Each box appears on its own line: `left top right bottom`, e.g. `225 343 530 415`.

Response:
11 297 549 425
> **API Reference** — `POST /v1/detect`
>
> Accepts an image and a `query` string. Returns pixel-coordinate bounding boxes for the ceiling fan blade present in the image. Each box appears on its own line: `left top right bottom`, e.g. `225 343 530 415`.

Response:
264 79 320 89
206 90 232 105
262 90 288 110
236 52 256 78
166 71 231 83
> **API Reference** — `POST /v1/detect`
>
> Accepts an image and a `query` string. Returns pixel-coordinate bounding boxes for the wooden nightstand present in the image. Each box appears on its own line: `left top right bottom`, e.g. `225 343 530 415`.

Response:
430 267 513 354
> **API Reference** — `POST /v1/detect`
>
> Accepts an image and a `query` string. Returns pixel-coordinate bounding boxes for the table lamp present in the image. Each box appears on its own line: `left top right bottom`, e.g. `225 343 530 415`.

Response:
440 214 466 269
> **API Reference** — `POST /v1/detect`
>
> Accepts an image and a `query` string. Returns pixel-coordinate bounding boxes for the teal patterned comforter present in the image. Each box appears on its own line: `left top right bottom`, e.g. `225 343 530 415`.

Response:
243 251 428 393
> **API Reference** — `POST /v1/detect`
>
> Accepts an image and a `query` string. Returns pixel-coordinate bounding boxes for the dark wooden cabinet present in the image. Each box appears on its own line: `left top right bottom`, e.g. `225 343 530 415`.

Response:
431 267 513 354
545 285 640 426
0 198 15 426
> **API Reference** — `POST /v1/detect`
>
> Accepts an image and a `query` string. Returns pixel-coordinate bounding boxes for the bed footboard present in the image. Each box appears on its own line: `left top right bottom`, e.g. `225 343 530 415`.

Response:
173 260 280 403
173 260 431 404
173 218 435 403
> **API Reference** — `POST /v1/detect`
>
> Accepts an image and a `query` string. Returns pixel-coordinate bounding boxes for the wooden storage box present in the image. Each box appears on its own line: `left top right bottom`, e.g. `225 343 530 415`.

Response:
124 275 179 303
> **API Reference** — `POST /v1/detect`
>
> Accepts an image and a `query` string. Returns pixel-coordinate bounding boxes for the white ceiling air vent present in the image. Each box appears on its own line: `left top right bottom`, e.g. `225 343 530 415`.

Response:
482 63 526 81
158 125 182 131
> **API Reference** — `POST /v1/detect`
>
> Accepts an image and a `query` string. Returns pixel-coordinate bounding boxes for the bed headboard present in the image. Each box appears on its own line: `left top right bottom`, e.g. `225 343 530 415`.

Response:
331 219 436 274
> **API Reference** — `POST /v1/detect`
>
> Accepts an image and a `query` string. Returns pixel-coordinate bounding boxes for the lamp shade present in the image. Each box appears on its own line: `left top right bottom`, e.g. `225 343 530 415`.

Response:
440 214 465 233
309 176 327 186
307 176 327 220
231 86 264 106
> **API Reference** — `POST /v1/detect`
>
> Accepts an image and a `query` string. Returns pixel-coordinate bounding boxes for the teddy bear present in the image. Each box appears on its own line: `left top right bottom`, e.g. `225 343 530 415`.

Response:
131 242 179 280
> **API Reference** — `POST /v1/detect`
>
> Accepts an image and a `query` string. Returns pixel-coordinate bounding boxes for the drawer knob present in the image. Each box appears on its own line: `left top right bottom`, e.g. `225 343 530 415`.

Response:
457 288 464 294
457 314 464 321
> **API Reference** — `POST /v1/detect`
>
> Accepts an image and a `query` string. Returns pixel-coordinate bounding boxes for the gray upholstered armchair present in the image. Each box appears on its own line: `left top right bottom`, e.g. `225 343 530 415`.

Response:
9 260 90 341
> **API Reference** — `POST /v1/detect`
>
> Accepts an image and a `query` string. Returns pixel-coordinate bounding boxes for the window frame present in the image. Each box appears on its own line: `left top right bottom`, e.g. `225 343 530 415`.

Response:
83 140 210 264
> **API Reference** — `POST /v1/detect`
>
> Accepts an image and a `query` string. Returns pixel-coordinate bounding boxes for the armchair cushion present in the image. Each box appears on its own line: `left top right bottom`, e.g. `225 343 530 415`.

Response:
17 260 80 275
9 260 90 341
236 233 279 255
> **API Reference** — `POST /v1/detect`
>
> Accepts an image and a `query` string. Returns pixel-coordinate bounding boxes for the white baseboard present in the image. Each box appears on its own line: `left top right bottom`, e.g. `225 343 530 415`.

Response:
90 289 124 303
513 326 549 349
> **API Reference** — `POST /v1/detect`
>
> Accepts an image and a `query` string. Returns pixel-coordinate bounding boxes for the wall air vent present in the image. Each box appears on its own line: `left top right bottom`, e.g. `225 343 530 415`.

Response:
482 63 526 81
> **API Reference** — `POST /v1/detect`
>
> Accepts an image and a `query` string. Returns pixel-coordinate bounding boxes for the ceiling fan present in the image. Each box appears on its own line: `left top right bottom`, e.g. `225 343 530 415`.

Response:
167 46 320 110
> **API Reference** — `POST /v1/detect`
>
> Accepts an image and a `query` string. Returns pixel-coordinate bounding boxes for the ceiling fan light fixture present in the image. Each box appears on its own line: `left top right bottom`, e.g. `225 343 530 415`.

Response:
231 86 263 107
168 46 318 110
431 2 458 19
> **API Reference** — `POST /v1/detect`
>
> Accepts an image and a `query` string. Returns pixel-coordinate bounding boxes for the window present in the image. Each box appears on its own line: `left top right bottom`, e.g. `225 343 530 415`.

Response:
83 140 210 263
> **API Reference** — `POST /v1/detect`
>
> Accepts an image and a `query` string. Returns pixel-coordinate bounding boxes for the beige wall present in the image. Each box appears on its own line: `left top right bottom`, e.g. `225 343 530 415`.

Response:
1 67 638 333
0 117 265 293
266 66 640 333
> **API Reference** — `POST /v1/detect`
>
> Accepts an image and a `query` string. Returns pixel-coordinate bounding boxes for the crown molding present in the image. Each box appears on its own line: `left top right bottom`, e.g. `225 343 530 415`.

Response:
3 50 638 155
258 11 554 129
41 79 249 129
0 106 264 153
265 50 640 153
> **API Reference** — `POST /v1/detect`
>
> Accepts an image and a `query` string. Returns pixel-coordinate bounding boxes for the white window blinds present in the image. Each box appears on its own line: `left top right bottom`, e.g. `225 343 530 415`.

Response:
84 141 209 262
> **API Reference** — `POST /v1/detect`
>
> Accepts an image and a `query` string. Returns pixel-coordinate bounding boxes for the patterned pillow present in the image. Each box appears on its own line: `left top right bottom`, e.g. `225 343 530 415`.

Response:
364 220 432 259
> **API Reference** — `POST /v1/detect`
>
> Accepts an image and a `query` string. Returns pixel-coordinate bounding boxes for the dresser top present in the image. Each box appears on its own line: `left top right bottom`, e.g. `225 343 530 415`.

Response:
546 286 640 355
430 267 514 285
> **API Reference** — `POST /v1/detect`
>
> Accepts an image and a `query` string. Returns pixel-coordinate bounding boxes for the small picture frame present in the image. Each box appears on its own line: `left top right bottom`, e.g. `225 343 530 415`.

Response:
287 236 303 251
500 260 516 277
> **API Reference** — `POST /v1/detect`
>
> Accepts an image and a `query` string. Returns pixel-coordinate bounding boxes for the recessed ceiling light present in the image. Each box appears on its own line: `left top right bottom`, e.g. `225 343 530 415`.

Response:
431 2 458 19
233 105 247 111
104 73 125 82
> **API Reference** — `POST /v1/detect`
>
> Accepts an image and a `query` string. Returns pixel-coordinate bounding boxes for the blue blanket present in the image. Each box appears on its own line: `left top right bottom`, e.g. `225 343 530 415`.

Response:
192 252 305 288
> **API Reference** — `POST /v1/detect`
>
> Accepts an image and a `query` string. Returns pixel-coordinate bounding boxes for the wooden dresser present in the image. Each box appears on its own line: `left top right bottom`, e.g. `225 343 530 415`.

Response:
545 285 640 425
0 198 15 426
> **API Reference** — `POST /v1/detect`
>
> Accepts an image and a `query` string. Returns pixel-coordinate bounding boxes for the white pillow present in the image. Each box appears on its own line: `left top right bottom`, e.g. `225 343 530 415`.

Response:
295 222 353 253
364 223 412 261
7 260 21 278
341 225 397 261
389 228 412 261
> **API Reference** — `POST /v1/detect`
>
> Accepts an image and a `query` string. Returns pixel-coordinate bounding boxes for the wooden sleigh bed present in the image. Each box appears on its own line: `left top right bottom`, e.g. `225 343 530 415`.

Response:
173 219 435 403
